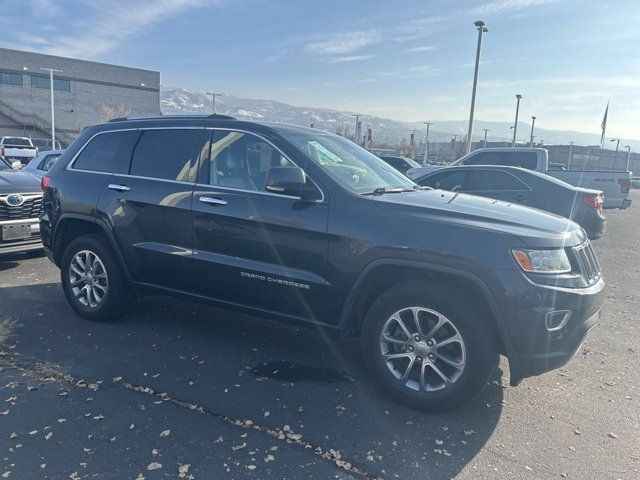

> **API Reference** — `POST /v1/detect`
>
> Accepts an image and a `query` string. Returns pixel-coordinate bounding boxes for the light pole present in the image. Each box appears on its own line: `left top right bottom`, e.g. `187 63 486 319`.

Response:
482 128 490 148
206 92 221 114
568 141 574 169
611 138 620 169
529 116 536 147
41 68 62 146
466 20 488 155
352 114 361 144
423 122 432 164
511 94 523 146
625 145 631 171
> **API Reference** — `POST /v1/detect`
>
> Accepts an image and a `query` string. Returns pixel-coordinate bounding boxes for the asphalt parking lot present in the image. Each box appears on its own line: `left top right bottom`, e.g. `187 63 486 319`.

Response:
1 192 638 480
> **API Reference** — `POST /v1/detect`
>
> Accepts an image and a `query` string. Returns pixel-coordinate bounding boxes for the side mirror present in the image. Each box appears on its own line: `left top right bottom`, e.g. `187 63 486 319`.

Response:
265 166 315 199
11 161 22 170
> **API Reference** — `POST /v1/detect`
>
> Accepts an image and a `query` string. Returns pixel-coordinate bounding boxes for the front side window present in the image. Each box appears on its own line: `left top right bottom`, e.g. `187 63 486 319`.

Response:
283 131 414 194
73 130 139 174
464 170 529 191
203 130 294 191
130 129 196 182
419 170 466 191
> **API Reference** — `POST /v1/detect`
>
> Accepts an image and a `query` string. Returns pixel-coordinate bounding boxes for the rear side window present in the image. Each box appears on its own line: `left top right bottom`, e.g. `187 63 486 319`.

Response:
464 170 529 191
464 151 537 169
73 130 139 173
130 129 196 182
39 154 61 171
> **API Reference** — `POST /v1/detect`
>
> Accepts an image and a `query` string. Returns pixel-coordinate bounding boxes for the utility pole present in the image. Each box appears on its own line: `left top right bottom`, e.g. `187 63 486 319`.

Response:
422 122 432 165
512 94 523 146
611 138 620 169
41 68 62 145
482 128 490 148
529 116 536 147
206 92 221 114
568 141 574 169
466 20 488 155
625 145 631 171
409 129 417 159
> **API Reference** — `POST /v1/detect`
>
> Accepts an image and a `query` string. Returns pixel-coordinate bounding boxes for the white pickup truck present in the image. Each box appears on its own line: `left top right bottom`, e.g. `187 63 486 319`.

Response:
407 147 632 209
0 137 38 166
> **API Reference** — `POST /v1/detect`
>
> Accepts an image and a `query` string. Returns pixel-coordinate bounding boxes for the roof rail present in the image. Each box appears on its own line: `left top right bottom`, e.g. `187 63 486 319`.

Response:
107 114 236 123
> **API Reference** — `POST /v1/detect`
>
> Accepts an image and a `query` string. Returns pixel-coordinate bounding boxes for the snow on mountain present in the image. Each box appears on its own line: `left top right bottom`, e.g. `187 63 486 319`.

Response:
161 87 640 149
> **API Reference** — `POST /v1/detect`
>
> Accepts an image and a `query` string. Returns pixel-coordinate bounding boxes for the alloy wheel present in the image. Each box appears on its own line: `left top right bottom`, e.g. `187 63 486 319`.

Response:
69 250 109 308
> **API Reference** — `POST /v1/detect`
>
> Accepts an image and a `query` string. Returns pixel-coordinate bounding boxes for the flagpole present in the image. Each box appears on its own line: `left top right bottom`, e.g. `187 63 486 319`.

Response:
600 101 609 149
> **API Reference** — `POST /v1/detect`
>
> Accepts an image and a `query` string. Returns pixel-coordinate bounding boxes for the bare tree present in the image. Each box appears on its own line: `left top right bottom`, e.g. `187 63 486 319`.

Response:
100 102 133 122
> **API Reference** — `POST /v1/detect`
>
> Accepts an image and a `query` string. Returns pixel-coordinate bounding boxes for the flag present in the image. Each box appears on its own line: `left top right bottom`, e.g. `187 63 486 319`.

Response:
600 102 609 147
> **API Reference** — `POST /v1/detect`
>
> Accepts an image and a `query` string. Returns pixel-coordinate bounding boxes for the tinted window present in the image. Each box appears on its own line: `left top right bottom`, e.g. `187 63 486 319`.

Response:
204 130 294 191
419 170 466 191
464 170 529 191
73 130 139 173
1 73 22 86
2 137 31 146
464 151 537 169
31 75 70 91
130 129 195 181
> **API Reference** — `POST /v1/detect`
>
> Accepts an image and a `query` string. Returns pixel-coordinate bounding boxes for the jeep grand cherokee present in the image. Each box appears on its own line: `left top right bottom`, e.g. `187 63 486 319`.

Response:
40 115 604 411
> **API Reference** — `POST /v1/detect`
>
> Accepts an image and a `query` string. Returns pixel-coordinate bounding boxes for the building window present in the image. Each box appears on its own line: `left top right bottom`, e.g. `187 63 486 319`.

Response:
31 75 71 92
1 73 23 86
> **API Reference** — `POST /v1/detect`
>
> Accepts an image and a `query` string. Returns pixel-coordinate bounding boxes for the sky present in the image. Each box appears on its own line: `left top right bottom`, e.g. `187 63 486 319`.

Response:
1 0 639 140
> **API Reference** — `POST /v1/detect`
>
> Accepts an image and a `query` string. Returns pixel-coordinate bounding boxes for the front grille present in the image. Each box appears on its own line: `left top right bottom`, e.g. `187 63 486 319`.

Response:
0 195 43 221
572 242 601 285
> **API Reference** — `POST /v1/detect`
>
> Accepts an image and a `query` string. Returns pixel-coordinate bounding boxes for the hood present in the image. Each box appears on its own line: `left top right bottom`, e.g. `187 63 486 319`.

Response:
372 189 586 248
0 170 42 195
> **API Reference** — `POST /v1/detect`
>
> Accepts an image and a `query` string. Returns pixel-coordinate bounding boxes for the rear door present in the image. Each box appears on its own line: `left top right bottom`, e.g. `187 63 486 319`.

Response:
191 128 330 322
462 169 534 205
96 127 201 291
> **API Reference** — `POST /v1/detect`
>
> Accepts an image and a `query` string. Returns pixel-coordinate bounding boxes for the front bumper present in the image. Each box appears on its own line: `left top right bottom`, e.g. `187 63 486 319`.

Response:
0 218 42 254
493 269 605 385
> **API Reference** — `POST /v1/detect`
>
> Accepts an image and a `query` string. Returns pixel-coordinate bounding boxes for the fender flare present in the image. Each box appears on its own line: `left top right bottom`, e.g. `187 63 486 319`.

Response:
53 212 133 282
337 258 515 357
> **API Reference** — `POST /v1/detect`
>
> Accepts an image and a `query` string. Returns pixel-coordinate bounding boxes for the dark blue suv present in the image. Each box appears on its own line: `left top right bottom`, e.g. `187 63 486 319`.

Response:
40 115 604 411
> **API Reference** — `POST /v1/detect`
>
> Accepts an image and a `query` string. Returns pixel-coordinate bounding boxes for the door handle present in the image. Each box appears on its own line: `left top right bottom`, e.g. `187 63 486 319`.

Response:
108 184 131 192
199 196 228 206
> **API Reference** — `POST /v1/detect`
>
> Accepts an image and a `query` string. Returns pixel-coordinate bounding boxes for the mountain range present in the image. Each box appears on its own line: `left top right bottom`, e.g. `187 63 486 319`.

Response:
161 87 639 150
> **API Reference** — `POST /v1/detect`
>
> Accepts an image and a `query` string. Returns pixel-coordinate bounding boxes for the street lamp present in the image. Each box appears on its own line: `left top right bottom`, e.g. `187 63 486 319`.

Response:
512 94 523 146
529 116 536 147
625 145 631 171
352 114 363 144
41 68 62 146
568 141 574 169
466 20 488 155
423 122 432 165
206 92 221 114
482 128 490 148
610 138 620 169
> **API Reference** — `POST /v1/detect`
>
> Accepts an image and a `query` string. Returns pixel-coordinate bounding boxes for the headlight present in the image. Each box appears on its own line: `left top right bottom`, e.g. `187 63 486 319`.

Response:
511 249 571 274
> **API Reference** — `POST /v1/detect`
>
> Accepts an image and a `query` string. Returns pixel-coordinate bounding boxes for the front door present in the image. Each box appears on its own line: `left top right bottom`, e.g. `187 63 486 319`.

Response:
191 129 330 323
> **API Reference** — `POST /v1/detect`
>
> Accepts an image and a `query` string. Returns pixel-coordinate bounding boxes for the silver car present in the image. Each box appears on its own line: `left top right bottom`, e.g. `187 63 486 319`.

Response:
22 149 65 180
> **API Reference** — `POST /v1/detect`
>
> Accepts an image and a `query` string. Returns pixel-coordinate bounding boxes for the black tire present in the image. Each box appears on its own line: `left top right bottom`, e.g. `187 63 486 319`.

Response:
60 234 135 321
361 280 499 412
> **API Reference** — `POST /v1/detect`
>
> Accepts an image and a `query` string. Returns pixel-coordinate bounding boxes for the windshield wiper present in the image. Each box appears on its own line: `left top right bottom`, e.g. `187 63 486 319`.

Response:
362 187 404 195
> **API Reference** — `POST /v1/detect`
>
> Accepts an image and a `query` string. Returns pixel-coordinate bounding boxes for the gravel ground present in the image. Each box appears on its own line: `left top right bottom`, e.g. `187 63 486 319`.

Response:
0 191 638 479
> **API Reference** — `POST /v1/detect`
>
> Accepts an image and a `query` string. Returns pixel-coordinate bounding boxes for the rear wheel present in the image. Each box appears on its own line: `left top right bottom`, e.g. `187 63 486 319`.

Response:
361 280 498 411
61 235 134 321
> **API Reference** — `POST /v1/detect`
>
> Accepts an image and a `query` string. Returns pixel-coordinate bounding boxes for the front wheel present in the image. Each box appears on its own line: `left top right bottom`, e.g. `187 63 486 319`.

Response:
361 281 499 412
60 235 134 321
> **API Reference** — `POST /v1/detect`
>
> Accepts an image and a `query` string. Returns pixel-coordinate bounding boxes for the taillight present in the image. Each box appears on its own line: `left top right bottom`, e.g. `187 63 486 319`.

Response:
35 147 39 155
0 147 4 156
618 178 631 193
584 195 603 211
41 175 52 191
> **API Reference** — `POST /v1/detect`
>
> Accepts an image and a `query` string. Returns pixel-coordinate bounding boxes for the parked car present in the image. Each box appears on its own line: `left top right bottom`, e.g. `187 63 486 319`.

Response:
632 177 640 189
0 156 43 254
417 166 606 239
22 150 65 179
407 147 632 209
0 137 38 165
31 138 64 152
378 155 421 176
41 115 604 411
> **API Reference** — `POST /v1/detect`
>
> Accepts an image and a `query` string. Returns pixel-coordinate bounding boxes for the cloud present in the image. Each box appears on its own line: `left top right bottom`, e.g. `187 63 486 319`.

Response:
11 0 223 58
327 54 375 64
305 29 381 55
406 45 436 53
472 0 559 15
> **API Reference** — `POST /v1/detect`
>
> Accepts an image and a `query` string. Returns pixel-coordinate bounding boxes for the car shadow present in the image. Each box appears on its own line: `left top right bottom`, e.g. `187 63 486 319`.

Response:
2 283 504 480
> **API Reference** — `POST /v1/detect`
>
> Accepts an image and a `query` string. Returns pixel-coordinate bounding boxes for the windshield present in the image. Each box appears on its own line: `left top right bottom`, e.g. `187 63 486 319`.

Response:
283 131 415 194
0 159 11 171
